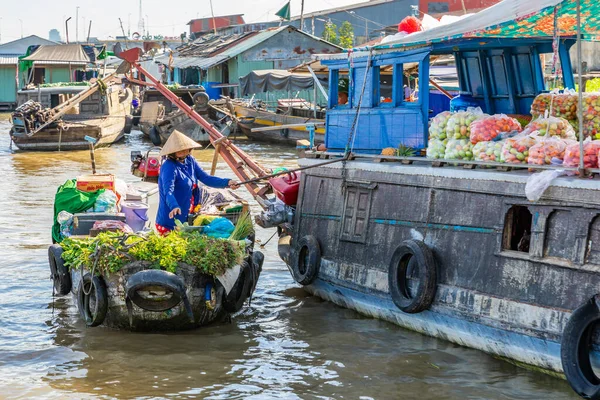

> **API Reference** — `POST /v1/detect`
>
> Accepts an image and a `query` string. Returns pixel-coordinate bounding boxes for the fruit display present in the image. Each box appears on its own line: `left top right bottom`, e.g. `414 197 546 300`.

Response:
429 111 453 140
501 134 538 164
446 109 485 140
563 140 600 169
525 116 576 139
426 139 447 159
473 141 503 163
470 115 522 144
527 137 569 166
582 94 600 139
444 139 474 161
530 93 578 121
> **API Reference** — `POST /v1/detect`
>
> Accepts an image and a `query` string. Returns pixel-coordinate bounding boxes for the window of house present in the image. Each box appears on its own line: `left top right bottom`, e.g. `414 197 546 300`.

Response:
502 205 533 252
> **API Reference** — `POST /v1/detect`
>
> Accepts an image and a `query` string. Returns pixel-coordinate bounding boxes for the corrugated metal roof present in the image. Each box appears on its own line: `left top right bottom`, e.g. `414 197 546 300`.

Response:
158 26 339 70
157 54 228 69
0 55 19 65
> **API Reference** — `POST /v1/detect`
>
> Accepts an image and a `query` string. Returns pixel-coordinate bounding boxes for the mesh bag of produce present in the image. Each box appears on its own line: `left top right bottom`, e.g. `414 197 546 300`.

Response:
444 139 474 161
426 138 447 159
530 92 578 121
446 108 485 140
563 139 600 169
473 141 503 163
525 116 576 140
582 93 600 139
429 111 453 141
501 134 538 164
527 137 569 166
469 114 522 144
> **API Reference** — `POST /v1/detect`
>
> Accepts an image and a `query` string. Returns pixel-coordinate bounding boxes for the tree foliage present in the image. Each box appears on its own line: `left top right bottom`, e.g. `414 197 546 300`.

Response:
338 21 355 49
322 21 339 45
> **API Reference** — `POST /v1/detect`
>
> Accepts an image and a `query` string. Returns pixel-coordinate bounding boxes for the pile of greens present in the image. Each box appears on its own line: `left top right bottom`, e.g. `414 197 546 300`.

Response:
60 230 246 277
39 82 91 88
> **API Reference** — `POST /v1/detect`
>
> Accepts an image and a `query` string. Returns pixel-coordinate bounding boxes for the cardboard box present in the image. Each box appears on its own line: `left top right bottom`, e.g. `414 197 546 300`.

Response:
76 174 115 192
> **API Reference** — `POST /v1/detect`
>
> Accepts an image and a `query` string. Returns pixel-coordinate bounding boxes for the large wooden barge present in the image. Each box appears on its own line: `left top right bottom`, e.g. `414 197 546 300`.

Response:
270 1 600 398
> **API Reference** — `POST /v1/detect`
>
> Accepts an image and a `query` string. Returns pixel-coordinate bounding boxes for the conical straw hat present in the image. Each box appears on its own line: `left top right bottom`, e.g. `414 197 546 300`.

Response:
160 129 202 156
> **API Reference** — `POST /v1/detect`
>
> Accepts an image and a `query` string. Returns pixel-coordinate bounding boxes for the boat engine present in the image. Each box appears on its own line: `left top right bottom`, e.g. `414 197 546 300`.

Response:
131 148 161 181
256 197 294 228
11 100 57 134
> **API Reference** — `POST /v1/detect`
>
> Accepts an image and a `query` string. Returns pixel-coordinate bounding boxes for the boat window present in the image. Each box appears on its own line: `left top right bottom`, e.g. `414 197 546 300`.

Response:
512 53 536 97
340 183 376 243
539 54 564 90
487 54 509 98
329 69 350 109
503 205 532 252
460 53 484 97
373 64 394 107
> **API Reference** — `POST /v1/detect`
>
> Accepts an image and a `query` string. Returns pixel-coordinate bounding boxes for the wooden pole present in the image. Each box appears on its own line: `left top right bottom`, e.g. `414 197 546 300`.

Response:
300 0 305 32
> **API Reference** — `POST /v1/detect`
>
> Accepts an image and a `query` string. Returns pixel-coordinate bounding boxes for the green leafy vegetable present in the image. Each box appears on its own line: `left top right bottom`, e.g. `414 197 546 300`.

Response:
60 230 245 276
229 212 254 241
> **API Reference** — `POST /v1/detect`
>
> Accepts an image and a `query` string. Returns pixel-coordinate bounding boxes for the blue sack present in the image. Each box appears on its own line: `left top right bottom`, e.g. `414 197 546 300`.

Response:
202 217 235 239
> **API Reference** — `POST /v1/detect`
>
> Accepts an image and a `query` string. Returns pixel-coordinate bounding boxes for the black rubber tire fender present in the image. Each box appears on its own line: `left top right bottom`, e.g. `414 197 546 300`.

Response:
388 240 437 314
561 295 600 400
192 91 210 108
223 260 253 313
123 115 133 134
149 126 162 146
292 235 321 285
125 269 186 312
77 273 108 327
48 244 71 296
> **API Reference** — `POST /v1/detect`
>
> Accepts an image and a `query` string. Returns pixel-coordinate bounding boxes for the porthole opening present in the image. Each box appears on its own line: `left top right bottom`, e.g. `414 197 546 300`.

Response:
503 205 532 252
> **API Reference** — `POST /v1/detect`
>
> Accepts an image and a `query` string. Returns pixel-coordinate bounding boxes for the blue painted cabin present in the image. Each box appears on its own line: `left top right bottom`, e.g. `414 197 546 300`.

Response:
321 38 576 153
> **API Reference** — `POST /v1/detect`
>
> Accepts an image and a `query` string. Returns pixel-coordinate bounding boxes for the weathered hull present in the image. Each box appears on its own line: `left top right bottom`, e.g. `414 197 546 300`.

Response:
234 105 325 145
10 117 125 151
69 252 262 332
281 158 600 376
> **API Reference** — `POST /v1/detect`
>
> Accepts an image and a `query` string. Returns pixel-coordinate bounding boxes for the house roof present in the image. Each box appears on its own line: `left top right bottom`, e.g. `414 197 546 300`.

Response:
0 35 56 55
22 44 97 63
157 26 341 70
0 55 20 65
186 14 244 25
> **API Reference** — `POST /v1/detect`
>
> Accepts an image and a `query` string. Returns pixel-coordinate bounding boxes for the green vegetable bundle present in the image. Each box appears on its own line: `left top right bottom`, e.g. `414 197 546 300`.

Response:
60 230 245 277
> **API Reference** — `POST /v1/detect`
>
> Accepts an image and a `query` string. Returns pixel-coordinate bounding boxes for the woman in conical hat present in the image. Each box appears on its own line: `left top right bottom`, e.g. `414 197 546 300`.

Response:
155 130 239 234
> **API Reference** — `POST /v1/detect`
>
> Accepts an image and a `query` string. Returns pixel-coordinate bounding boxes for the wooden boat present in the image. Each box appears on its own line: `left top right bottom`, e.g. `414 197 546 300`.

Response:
259 1 600 398
9 84 131 151
48 179 263 331
138 86 232 146
233 101 325 145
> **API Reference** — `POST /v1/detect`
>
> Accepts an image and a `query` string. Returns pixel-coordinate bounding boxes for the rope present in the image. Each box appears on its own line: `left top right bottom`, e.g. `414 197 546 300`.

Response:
341 48 374 186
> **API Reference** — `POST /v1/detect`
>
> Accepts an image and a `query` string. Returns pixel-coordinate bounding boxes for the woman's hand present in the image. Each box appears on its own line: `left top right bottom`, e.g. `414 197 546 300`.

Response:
169 207 182 219
228 180 240 189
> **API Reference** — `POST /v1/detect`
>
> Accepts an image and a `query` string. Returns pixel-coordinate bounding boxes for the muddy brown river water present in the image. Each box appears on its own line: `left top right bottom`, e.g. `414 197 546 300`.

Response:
0 114 579 399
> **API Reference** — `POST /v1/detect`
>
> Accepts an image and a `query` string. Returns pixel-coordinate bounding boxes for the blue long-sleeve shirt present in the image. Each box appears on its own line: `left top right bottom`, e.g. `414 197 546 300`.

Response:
156 155 230 230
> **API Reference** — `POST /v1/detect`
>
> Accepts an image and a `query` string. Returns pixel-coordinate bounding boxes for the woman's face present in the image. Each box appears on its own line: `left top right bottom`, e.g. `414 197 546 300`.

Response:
174 149 191 160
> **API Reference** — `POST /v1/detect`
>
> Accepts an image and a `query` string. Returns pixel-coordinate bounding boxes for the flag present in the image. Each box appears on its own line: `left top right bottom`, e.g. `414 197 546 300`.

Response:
97 45 107 60
275 1 291 21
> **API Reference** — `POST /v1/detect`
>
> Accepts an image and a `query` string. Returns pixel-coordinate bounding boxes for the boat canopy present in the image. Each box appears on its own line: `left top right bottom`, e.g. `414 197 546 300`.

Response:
239 69 316 96
22 44 98 63
376 0 598 50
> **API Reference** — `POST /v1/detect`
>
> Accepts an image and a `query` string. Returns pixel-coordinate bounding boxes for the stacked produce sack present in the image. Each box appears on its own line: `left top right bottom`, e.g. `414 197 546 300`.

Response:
527 137 570 166
582 94 600 140
530 92 578 130
526 116 576 139
464 114 521 164
501 134 538 164
427 111 452 159
442 108 486 161
563 140 600 169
